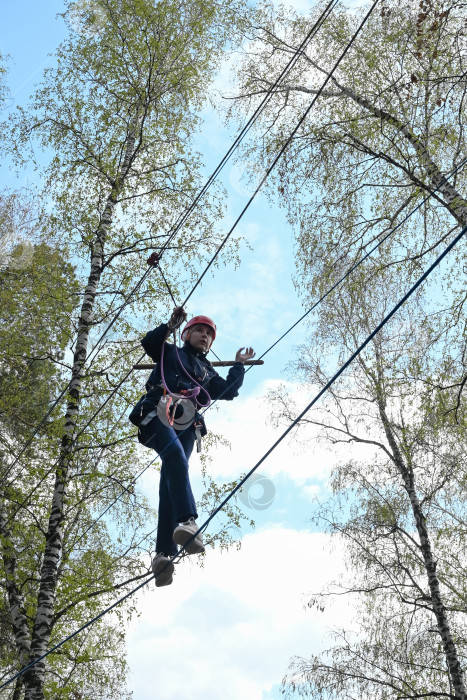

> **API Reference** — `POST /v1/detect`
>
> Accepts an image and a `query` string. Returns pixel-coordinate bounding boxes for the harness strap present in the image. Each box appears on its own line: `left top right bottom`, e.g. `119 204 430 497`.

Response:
160 337 201 404
140 408 158 427
194 422 203 453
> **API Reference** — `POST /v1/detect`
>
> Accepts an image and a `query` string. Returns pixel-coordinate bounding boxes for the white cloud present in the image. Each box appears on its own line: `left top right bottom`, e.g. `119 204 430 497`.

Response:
136 376 353 523
190 378 336 483
127 528 357 700
302 484 320 500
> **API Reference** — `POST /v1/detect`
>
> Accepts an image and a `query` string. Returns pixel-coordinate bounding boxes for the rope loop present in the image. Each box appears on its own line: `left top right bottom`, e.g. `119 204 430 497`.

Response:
159 337 211 409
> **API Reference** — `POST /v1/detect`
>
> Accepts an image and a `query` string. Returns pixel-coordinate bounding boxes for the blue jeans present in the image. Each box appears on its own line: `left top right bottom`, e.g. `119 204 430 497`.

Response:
139 416 198 556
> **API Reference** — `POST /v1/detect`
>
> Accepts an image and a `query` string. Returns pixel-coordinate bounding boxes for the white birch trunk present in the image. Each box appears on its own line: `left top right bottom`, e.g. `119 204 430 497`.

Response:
21 127 137 699
377 397 467 699
0 503 31 669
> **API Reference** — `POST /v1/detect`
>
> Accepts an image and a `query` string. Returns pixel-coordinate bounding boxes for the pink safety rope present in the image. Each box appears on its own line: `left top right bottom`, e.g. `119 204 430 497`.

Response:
174 341 211 408
159 333 211 409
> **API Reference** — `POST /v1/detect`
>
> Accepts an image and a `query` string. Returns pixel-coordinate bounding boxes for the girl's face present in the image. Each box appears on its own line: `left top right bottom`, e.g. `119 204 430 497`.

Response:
188 324 214 353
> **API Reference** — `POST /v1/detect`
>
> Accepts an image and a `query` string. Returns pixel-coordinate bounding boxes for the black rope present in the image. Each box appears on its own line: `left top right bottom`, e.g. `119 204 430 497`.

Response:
182 0 379 306
7 12 466 632
3 214 465 693
1 0 337 489
157 265 177 306
13 2 467 689
245 160 467 374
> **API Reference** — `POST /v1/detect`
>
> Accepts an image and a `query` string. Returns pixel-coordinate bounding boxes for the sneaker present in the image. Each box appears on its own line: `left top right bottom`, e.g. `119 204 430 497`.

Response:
173 518 205 554
151 553 175 587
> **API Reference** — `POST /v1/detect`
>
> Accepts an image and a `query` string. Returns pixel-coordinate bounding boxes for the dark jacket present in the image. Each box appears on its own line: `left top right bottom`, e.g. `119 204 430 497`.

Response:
130 323 245 431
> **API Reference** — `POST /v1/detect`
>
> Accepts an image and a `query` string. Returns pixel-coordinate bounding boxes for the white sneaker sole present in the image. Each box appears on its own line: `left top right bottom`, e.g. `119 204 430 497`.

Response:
173 526 205 554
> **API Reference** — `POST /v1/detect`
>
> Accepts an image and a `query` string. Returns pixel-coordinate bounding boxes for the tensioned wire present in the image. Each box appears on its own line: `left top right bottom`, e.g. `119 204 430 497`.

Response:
6 154 465 640
181 0 369 305
14 1 466 683
6 2 465 682
2 205 466 693
1 0 338 488
0 4 379 683
4 0 463 621
1 0 360 526
62 157 467 565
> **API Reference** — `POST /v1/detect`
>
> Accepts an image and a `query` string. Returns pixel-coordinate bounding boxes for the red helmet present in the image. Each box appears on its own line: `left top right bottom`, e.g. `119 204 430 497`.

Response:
181 315 217 344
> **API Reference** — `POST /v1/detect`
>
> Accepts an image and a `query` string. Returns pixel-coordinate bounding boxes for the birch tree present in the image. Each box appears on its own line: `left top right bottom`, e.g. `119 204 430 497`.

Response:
0 199 138 699
229 0 467 409
1 0 249 696
227 1 467 693
266 251 467 698
0 216 79 698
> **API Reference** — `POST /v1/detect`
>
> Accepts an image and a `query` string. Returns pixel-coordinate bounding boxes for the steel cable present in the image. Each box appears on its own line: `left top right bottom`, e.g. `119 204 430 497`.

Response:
0 0 338 488
3 203 465 694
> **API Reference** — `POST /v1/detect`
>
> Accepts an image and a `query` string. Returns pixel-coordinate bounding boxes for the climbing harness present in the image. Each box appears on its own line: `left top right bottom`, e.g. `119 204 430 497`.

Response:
130 319 212 439
159 327 212 410
133 314 214 445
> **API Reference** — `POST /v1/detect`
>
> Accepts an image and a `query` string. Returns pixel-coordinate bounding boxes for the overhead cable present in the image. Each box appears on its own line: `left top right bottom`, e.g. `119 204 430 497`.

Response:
3 207 466 694
19 156 467 572
1 0 337 487
182 0 379 305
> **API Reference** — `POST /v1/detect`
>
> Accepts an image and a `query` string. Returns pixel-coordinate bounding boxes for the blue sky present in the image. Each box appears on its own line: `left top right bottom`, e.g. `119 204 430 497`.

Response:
0 2 368 697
